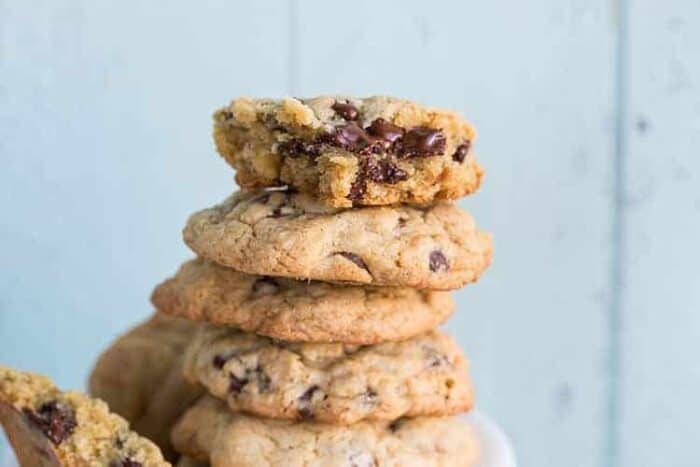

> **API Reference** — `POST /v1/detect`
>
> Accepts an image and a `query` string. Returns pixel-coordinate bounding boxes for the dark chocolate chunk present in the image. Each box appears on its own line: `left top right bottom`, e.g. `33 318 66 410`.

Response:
429 250 449 272
398 127 446 158
110 459 143 467
364 158 408 184
332 101 360 121
388 417 406 433
348 178 366 203
336 252 369 272
299 385 320 402
212 355 229 369
366 118 405 144
228 373 249 394
452 142 471 163
278 139 323 158
298 406 314 420
426 351 450 368
297 385 320 420
254 365 272 393
347 157 408 203
23 400 77 445
330 123 372 150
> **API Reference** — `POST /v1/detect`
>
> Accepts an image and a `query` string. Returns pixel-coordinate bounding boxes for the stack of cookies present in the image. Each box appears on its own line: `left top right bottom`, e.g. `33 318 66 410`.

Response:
97 96 494 466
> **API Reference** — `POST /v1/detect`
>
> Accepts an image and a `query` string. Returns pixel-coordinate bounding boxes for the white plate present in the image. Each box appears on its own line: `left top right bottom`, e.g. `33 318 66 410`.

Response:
465 411 518 467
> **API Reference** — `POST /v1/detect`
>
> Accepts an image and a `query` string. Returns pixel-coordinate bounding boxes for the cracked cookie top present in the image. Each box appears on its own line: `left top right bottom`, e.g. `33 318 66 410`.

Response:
183 189 492 290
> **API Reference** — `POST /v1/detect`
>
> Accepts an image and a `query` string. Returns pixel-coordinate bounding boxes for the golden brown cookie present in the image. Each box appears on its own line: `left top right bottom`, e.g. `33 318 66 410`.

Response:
89 313 203 461
183 190 492 290
183 324 474 424
172 396 479 467
214 95 482 208
151 258 454 344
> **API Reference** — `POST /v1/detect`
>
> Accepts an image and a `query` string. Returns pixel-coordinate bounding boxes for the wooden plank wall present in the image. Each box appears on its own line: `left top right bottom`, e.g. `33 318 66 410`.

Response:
1 1 698 466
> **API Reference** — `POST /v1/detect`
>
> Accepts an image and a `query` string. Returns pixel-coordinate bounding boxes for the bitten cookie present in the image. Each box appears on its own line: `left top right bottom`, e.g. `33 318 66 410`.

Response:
214 95 482 208
183 190 492 290
151 258 454 344
0 366 169 467
89 313 204 460
172 396 479 467
183 324 473 424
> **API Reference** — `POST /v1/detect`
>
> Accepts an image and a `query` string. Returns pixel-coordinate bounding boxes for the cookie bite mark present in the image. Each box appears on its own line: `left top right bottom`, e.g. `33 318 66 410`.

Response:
214 96 482 207
228 373 249 395
23 401 76 445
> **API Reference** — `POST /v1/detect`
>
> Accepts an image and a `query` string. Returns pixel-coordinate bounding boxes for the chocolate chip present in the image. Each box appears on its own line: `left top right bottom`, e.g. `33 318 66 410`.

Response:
366 118 404 144
347 157 408 204
298 407 314 420
388 418 406 433
336 252 369 272
364 158 408 184
228 373 249 394
398 127 446 158
330 123 372 150
429 250 449 272
110 459 142 467
297 384 320 419
332 101 359 121
361 388 378 406
278 138 322 158
452 142 471 163
220 111 233 120
252 277 279 296
348 178 366 202
23 400 77 445
299 385 319 402
212 355 228 369
423 345 450 368
253 365 271 393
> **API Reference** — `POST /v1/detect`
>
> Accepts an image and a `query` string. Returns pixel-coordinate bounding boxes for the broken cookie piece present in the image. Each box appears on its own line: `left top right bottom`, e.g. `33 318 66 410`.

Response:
0 365 170 467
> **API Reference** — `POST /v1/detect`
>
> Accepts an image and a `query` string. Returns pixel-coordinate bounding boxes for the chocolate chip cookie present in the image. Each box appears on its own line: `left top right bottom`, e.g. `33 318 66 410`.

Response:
214 95 483 208
172 396 479 467
89 313 204 460
0 366 169 466
183 324 473 424
183 190 492 290
151 258 454 344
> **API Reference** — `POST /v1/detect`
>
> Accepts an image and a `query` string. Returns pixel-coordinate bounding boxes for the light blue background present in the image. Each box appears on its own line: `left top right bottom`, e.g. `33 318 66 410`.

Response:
1 1 699 467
